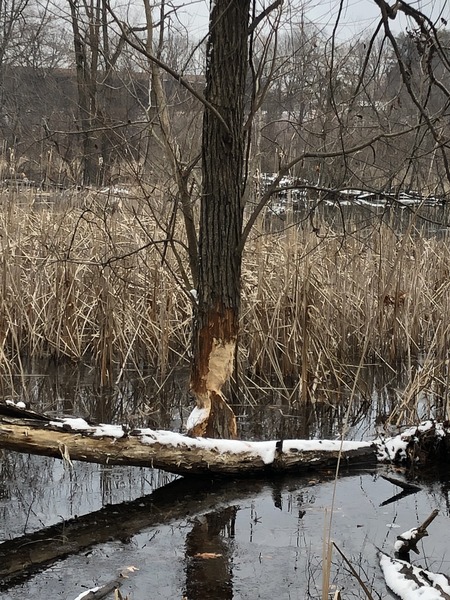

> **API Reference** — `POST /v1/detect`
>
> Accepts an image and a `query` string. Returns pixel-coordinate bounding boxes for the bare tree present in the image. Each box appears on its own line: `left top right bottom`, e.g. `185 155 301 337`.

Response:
66 0 128 184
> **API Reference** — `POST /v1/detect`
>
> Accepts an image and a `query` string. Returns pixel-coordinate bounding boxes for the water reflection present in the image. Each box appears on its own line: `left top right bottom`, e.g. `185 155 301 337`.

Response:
2 468 450 599
2 357 446 445
184 507 236 600
0 451 174 541
8 360 190 430
268 198 450 240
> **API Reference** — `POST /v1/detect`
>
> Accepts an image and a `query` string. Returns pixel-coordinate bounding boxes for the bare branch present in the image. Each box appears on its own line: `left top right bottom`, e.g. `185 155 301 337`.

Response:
248 0 283 35
104 1 230 134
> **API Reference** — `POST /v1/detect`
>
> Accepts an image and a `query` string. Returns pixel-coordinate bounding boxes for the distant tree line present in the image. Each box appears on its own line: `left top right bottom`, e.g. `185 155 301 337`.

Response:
0 0 449 196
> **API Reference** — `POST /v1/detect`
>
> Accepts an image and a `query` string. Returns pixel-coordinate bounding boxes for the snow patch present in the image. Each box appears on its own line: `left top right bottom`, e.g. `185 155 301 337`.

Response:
5 399 26 409
380 552 450 599
93 424 125 438
284 440 372 453
49 418 125 438
51 417 91 430
186 407 209 431
394 527 418 552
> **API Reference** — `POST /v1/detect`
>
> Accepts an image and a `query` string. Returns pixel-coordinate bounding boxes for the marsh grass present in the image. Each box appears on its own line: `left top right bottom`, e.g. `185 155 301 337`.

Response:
0 187 449 420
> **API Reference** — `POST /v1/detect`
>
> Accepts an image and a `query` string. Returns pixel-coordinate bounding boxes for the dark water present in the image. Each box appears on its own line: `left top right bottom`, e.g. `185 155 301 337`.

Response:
267 195 450 240
1 365 450 599
2 457 450 599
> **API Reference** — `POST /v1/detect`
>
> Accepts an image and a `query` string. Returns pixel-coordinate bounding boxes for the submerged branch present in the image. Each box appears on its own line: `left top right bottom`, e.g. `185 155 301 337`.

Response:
72 567 138 600
394 509 439 560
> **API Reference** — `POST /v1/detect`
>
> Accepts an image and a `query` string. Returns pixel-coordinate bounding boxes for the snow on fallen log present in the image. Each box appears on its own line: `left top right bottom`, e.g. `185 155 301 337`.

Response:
379 553 450 600
375 420 450 467
0 401 449 478
379 510 449 599
0 406 376 477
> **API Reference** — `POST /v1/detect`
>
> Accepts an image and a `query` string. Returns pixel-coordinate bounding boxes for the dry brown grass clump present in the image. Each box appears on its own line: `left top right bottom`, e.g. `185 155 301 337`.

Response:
0 188 193 387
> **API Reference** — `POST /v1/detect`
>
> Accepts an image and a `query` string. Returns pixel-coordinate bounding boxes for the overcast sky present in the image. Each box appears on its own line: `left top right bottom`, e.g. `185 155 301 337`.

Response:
175 0 450 41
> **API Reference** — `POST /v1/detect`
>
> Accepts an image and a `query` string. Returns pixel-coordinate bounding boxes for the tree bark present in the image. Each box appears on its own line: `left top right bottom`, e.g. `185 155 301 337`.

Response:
189 0 251 439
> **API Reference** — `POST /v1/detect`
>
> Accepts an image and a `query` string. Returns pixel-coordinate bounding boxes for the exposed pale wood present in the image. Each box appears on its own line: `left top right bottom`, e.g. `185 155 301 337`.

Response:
0 415 377 477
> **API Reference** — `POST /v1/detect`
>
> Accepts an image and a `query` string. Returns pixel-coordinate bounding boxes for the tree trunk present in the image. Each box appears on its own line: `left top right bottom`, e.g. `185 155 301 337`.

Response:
188 0 251 439
68 0 102 185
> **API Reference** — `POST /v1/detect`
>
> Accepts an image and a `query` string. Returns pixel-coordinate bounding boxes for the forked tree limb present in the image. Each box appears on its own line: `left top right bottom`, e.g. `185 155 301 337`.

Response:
395 509 439 559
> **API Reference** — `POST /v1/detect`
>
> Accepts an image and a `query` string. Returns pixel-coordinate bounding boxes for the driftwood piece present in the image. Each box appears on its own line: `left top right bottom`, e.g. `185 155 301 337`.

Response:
73 566 138 600
394 509 439 560
0 407 377 477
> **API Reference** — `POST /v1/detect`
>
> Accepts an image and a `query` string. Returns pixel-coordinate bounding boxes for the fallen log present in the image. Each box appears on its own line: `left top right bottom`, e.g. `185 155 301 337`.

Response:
0 407 377 477
1 402 448 478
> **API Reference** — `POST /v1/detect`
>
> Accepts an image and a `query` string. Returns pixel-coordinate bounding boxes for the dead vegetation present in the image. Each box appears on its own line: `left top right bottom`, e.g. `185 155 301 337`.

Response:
0 188 449 422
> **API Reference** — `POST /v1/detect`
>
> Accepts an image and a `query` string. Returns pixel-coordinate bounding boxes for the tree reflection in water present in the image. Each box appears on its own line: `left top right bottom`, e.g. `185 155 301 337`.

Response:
184 507 237 600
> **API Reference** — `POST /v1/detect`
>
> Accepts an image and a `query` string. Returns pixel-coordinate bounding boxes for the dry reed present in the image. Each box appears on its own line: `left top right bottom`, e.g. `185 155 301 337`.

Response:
0 187 448 418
